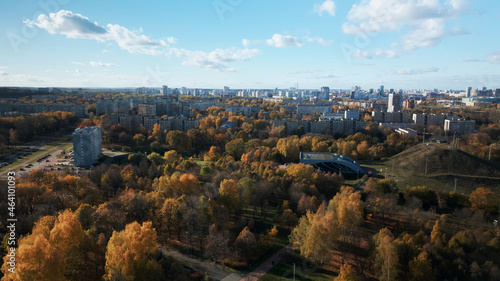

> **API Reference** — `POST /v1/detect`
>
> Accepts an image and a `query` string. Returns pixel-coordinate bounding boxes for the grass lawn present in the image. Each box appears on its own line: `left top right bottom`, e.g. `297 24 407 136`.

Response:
259 262 336 281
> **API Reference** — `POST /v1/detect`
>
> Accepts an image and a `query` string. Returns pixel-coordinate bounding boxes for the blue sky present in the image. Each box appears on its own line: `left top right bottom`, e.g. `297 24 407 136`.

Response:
0 0 499 90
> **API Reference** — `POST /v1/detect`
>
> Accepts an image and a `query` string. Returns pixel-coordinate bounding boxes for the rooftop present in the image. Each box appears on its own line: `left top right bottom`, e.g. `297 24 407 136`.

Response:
300 152 344 161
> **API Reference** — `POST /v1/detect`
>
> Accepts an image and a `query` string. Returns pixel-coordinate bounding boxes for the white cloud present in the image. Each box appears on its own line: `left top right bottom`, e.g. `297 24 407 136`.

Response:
166 37 178 44
0 71 9 76
448 0 469 10
71 61 85 65
25 10 260 72
463 57 479 62
174 48 261 72
0 66 7 69
353 49 372 59
266 34 304 48
374 42 400 58
397 67 439 75
375 49 399 59
242 39 263 47
488 51 500 64
89 61 116 67
102 49 110 53
25 10 167 55
314 0 336 16
305 36 333 46
343 0 467 52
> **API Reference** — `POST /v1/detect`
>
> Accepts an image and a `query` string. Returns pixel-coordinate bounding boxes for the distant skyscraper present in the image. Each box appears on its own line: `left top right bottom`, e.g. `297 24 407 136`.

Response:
320 86 330 100
466 87 472 98
162 85 169 95
380 85 384 95
73 126 102 167
471 89 478 97
388 91 402 112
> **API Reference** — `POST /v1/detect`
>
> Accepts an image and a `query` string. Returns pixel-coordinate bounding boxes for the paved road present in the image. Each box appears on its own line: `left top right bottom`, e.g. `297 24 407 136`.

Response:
161 247 243 281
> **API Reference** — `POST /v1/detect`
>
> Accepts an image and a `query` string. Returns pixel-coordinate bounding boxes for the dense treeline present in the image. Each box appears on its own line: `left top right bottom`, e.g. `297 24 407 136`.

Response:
0 144 346 279
92 105 420 164
0 111 79 145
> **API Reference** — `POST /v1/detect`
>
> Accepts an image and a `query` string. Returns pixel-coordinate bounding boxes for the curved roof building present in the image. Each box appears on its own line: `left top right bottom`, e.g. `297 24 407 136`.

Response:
300 152 365 178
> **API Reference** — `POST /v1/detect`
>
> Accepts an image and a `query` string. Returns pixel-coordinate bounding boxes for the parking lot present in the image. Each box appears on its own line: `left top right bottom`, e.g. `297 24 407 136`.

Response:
0 141 74 177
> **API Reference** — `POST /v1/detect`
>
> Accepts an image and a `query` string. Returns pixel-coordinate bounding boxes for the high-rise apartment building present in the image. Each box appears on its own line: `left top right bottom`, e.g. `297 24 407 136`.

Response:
466 87 472 98
320 86 330 100
162 85 170 95
73 126 102 167
387 91 402 112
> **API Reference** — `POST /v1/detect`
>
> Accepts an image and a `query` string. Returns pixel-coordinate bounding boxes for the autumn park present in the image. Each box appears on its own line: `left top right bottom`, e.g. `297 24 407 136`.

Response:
0 94 499 281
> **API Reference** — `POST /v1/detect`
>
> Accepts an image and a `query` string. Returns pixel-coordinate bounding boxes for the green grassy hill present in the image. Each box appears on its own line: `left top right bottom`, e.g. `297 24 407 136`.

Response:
392 143 500 178
365 143 500 193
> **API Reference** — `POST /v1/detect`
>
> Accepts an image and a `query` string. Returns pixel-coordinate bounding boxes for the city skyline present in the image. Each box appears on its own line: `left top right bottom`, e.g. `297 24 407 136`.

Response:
1 0 500 89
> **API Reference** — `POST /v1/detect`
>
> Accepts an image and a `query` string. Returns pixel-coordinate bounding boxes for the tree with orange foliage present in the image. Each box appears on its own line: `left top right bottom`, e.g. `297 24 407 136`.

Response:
204 146 221 162
1 210 90 281
104 221 161 281
153 173 201 197
469 187 499 215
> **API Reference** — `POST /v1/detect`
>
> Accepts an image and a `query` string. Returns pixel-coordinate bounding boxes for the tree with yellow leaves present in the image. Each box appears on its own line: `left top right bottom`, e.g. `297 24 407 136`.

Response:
328 186 364 243
104 221 161 281
1 210 89 281
334 264 360 281
373 228 399 281
219 179 240 213
290 205 340 264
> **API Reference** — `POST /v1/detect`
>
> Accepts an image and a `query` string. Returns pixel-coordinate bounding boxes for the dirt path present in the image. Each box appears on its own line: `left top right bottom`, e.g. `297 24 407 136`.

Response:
161 247 243 281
